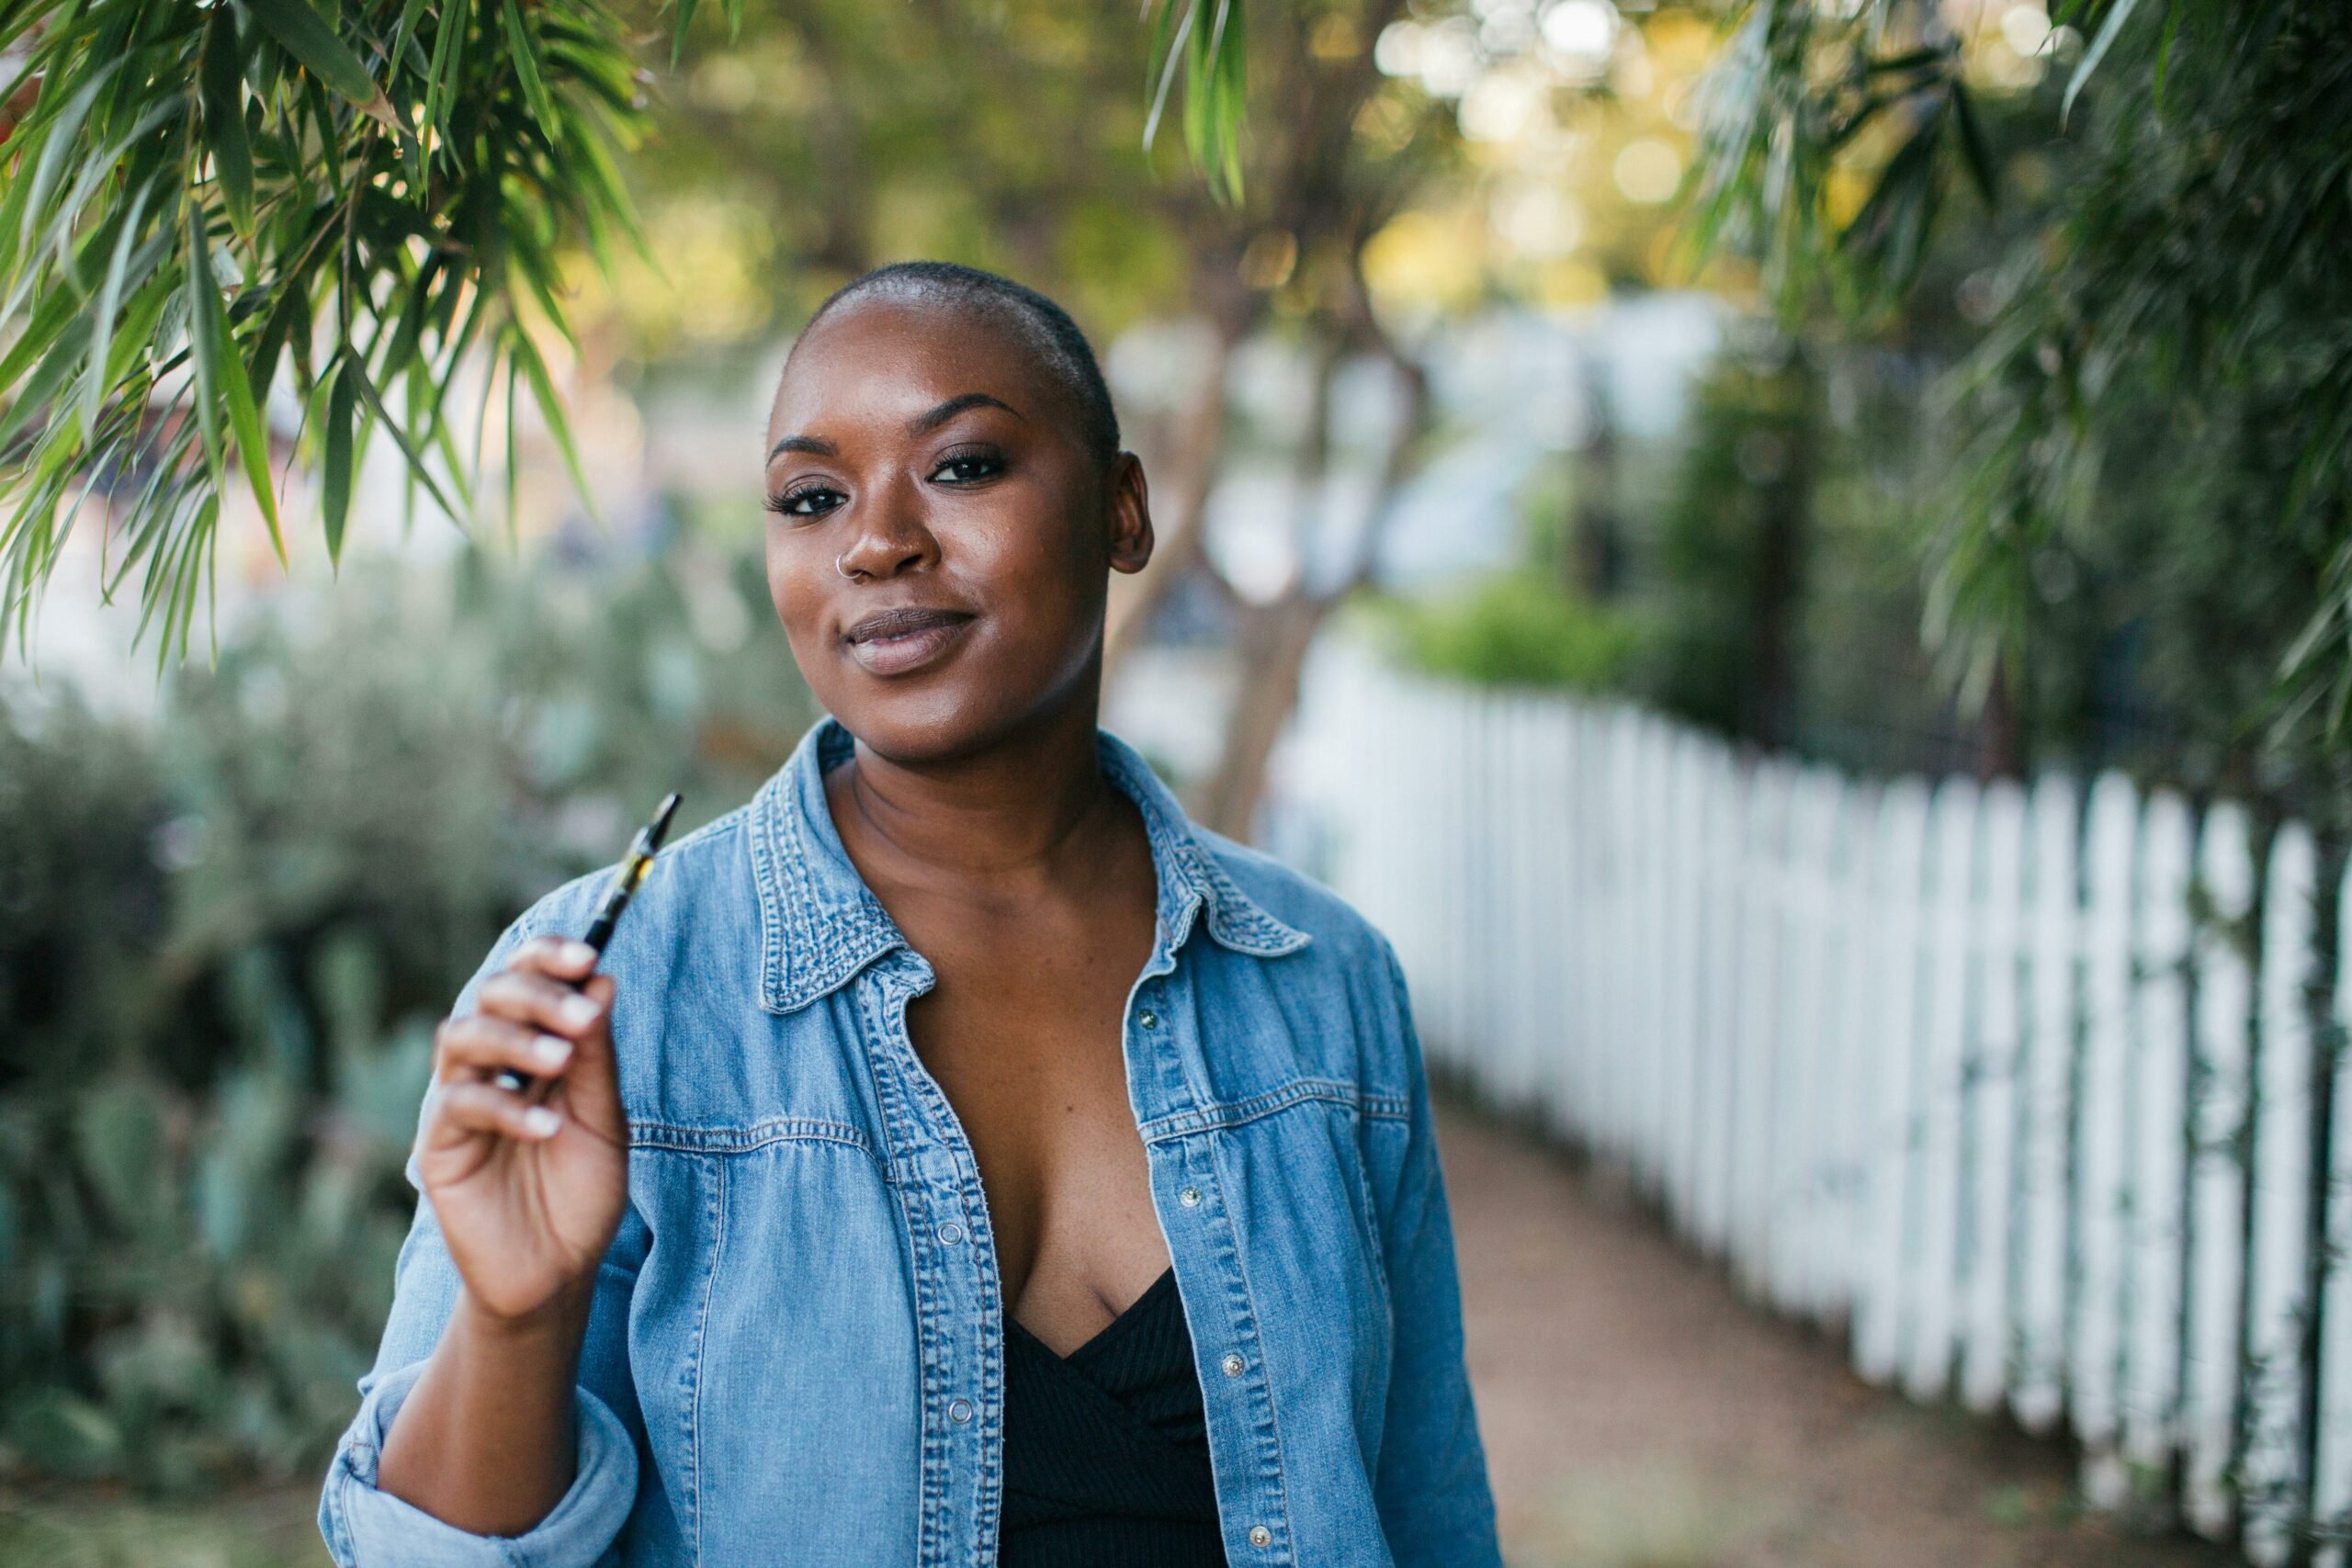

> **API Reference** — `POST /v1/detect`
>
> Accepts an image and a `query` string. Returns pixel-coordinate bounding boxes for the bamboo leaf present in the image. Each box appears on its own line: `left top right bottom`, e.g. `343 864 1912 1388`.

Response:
183 204 225 479
220 336 288 570
503 0 560 139
347 358 467 528
1141 0 1195 153
424 0 471 145
1949 81 1998 211
201 6 254 238
2063 0 2143 128
2152 0 2182 110
15 56 129 257
322 358 357 569
191 212 287 566
504 322 598 526
244 0 380 106
80 176 162 443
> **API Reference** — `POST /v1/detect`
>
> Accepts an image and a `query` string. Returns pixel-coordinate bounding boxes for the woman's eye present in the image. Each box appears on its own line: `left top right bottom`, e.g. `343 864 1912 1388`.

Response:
764 484 843 518
931 453 1003 485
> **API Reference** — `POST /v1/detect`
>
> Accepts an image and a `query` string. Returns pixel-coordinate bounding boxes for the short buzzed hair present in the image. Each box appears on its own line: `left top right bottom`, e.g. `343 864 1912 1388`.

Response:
795 261 1122 468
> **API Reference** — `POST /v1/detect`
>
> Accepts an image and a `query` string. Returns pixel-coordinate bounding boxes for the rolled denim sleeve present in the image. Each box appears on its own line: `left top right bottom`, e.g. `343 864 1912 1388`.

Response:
319 1345 639 1568
1370 934 1502 1567
318 914 642 1568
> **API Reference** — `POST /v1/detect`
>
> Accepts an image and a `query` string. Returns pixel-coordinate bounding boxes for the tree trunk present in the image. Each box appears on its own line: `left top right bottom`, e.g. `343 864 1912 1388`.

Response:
1103 327 1238 683
1189 593 1330 840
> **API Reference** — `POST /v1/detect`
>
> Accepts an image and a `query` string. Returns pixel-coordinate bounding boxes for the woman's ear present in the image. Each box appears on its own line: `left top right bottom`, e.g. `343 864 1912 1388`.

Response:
1105 452 1154 576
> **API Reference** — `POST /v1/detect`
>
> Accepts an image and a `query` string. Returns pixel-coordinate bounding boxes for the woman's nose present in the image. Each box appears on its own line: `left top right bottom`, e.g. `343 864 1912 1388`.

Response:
836 476 935 580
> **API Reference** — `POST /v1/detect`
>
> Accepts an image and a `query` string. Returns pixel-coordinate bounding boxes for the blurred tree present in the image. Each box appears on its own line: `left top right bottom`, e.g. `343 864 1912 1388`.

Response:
1648 330 1816 749
0 0 1245 668
1683 0 2352 811
643 0 1466 840
0 0 658 667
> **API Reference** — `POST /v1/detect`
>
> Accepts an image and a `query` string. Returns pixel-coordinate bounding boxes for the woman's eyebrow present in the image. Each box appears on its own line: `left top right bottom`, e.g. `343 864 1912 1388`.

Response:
767 434 837 461
909 392 1023 436
765 394 1022 463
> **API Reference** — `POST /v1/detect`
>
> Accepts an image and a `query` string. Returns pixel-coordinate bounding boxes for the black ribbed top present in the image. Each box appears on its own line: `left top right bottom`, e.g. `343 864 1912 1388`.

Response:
997 1266 1228 1566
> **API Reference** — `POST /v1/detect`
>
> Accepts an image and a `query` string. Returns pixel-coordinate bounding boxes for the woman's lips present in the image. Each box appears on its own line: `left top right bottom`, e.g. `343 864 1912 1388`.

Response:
845 614 975 675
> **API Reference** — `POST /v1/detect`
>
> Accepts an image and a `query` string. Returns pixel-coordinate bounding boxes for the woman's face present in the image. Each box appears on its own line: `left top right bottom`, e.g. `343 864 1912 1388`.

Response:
763 297 1152 764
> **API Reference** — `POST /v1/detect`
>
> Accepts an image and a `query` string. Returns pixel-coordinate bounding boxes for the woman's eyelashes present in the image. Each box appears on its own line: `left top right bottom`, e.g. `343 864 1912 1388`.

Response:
764 481 844 519
929 446 1005 486
763 449 1008 519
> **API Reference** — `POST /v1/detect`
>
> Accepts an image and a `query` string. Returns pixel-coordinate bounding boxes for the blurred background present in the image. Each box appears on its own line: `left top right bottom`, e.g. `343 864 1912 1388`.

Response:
2 0 2346 1563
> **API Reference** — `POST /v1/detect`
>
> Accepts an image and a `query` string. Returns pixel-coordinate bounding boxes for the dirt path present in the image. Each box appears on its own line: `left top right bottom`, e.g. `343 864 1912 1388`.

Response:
1436 1097 2236 1568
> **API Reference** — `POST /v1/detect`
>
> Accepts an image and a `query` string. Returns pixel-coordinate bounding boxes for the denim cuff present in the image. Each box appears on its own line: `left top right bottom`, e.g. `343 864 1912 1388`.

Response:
318 1358 639 1568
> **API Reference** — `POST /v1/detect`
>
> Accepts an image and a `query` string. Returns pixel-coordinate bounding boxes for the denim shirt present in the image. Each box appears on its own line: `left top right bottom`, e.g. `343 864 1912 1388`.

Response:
317 712 1499 1568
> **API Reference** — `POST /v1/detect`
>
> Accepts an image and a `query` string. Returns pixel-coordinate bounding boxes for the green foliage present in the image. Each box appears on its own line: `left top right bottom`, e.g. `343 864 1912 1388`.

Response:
1645 335 1816 742
1683 0 2002 317
0 519 815 1489
1143 0 1250 206
0 0 661 669
0 0 1253 668
1683 0 2352 808
1367 571 1636 693
1929 6 2352 773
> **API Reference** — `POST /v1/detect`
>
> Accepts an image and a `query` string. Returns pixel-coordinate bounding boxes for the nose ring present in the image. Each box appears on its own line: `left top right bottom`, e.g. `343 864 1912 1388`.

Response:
834 551 853 579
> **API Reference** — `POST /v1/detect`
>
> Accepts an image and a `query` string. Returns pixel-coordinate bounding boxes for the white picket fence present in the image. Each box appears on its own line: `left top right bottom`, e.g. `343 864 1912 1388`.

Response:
1282 638 2352 1564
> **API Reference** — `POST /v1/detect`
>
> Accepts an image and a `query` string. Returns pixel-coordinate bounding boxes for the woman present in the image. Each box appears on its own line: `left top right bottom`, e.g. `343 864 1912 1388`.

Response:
317 261 1499 1567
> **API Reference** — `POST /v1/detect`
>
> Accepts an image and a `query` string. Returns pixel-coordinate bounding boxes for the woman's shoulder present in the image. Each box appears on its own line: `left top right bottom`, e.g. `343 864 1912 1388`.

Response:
1185 820 1400 983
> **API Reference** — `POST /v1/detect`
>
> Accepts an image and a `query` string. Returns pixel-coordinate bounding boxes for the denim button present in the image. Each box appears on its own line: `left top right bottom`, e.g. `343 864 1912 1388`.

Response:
936 1220 965 1246
1179 1186 1203 1208
1249 1525 1272 1548
948 1398 974 1425
1220 1351 1244 1378
1138 1008 1159 1029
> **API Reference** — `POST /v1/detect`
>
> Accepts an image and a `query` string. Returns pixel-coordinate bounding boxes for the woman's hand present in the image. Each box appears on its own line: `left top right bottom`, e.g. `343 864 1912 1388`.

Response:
419 936 629 1323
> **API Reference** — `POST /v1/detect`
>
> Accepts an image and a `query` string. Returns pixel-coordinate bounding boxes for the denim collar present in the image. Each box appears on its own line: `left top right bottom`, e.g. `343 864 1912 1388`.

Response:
748 712 1310 1014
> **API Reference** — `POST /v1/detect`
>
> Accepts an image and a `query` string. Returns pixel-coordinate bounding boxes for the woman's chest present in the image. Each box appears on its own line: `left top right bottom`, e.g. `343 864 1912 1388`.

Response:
897 903 1168 1348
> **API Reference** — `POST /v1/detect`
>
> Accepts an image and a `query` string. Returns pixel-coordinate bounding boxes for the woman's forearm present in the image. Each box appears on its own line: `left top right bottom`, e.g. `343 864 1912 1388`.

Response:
376 1279 596 1537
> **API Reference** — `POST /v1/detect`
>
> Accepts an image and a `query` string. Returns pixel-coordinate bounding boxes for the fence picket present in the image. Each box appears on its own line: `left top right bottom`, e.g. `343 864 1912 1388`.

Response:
1693 747 1742 1257
1855 780 1929 1384
2245 825 2320 1567
1904 779 1982 1401
2186 804 2256 1539
1731 764 1793 1297
2075 773 2141 1500
1963 780 2027 1413
1279 644 2352 1561
2315 855 2352 1568
1772 768 1841 1314
2013 774 2081 1435
2123 792 2193 1483
1819 783 1883 1326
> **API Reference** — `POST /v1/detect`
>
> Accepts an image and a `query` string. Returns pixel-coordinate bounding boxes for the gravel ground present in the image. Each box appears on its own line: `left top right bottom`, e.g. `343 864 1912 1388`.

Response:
1435 1095 2239 1568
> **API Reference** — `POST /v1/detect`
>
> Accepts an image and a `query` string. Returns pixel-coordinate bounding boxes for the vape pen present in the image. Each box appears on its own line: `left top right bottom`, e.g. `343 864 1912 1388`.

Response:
492 791 682 1096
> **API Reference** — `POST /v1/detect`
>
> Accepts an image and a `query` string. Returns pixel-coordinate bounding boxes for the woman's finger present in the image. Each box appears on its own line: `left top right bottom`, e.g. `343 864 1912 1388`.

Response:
434 1013 576 1085
428 1079 565 1145
476 966 608 1042
508 933 602 985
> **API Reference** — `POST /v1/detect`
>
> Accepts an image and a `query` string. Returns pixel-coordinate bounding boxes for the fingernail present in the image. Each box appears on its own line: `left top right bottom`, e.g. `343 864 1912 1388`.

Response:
522 1106 563 1138
560 994 601 1030
532 1034 573 1068
562 941 597 967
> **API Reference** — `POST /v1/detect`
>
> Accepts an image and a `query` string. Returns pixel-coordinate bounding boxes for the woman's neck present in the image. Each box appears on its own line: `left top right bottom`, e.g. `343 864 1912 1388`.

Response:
824 700 1132 910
